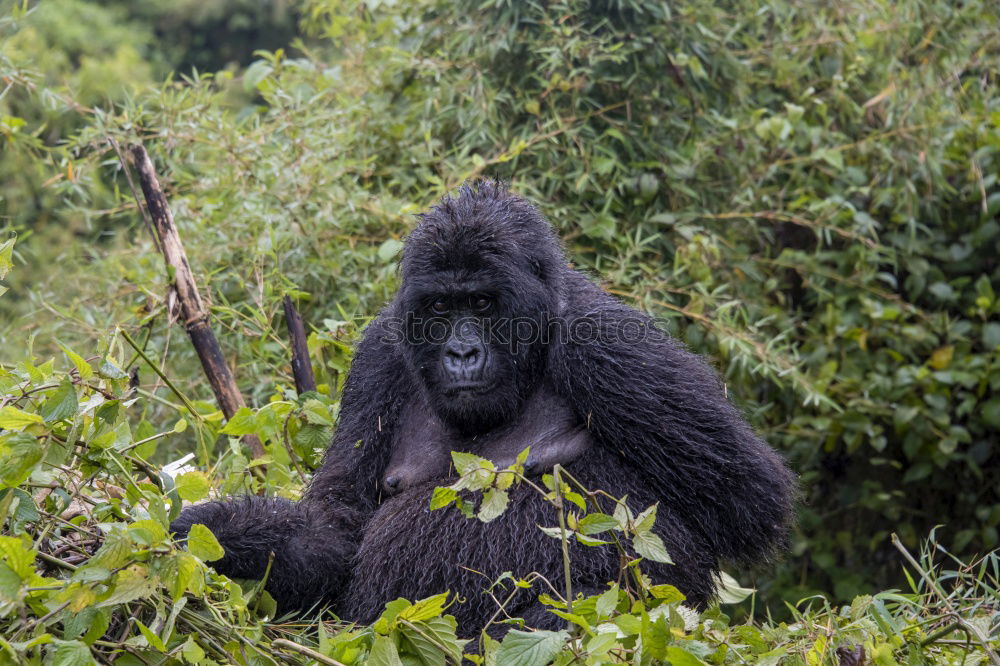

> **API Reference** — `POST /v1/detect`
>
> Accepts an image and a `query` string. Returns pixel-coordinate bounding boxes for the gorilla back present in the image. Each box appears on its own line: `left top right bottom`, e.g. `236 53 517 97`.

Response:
170 181 795 631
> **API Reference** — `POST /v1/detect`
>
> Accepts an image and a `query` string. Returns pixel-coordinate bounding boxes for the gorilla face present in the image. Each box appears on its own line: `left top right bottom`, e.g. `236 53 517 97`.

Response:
394 182 568 434
400 261 553 435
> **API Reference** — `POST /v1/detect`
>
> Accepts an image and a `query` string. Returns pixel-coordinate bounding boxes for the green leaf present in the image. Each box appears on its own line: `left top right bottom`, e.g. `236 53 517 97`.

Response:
375 598 412 633
477 488 509 523
641 612 670 659
134 619 167 652
302 399 333 425
369 635 404 666
612 501 631 529
0 535 36 579
451 451 485 476
564 491 586 512
98 358 127 380
398 593 448 623
596 585 619 617
495 629 569 666
983 322 1000 350
10 488 40 525
0 433 44 488
64 607 108 644
0 561 23 611
0 406 44 430
429 486 458 511
165 552 201 601
632 530 674 564
614 613 642 636
41 382 78 423
0 237 14 280
586 631 617 659
220 407 256 435
549 609 591 632
378 238 404 262
181 636 206 663
174 471 211 502
574 533 610 546
578 513 617 535
187 524 225 562
928 345 953 370
243 60 274 92
633 504 657 533
71 567 111 584
48 640 96 666
86 530 133 570
649 584 685 602
98 565 157 607
816 148 844 170
129 519 167 545
663 646 710 665
59 343 93 380
399 614 466 666
538 526 565 540
450 451 494 491
981 398 1000 430
715 571 755 604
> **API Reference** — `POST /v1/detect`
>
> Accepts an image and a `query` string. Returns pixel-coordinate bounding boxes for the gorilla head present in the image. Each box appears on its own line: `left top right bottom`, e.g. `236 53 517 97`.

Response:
398 182 566 434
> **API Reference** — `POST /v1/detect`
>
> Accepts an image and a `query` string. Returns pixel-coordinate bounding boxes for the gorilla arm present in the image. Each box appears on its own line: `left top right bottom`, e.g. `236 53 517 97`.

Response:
550 273 795 567
170 315 409 612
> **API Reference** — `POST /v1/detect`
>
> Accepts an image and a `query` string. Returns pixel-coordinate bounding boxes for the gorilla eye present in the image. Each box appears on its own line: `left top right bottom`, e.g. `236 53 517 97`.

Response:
472 295 491 312
431 300 449 314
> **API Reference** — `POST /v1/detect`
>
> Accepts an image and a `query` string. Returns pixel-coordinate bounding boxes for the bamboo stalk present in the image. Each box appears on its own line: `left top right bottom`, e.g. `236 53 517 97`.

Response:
283 295 317 395
124 143 265 459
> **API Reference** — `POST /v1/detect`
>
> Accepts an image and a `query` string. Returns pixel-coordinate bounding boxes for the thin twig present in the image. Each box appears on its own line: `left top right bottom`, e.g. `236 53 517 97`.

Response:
271 639 347 666
552 465 574 621
120 328 200 419
107 136 162 255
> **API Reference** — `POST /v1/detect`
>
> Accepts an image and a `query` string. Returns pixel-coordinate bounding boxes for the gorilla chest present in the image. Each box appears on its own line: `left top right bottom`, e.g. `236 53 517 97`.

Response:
381 386 592 496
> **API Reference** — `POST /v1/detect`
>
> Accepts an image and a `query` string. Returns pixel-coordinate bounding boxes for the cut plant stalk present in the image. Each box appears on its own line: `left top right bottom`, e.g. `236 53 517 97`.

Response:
118 141 265 459
283 294 317 395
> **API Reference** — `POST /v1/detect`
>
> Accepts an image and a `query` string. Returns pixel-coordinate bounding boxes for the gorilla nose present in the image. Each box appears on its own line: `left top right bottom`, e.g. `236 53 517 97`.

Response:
443 340 485 375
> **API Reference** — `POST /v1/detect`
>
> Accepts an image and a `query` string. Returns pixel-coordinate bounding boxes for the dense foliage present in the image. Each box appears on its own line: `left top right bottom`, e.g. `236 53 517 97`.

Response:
0 330 997 663
1 0 999 663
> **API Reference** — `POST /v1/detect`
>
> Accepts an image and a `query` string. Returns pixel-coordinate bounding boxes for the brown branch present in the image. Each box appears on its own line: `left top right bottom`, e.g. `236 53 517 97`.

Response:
283 295 317 395
124 143 264 459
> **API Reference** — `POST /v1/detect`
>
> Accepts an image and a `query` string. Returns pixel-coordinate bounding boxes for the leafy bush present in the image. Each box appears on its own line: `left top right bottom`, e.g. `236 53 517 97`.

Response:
0 265 997 661
0 0 998 655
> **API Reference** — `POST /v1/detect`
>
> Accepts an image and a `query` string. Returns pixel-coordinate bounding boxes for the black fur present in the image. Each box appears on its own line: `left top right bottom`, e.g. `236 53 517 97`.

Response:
170 181 795 632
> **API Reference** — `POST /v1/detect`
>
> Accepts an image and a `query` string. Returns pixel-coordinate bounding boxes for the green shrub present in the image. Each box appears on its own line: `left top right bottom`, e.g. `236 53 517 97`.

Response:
1 0 997 618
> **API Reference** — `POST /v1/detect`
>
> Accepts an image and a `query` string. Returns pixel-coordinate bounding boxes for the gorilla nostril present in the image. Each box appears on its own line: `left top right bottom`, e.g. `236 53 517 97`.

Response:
444 341 484 371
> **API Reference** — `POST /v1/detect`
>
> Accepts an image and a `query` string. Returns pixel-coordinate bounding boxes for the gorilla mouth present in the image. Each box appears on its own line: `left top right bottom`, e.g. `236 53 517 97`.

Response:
442 381 493 395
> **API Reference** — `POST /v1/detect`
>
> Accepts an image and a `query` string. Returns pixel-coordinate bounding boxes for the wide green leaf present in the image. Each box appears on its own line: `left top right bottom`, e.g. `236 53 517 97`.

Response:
495 629 569 666
186 524 225 562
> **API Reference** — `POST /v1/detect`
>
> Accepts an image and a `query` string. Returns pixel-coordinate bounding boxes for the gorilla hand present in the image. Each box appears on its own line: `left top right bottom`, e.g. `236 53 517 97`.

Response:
170 497 358 614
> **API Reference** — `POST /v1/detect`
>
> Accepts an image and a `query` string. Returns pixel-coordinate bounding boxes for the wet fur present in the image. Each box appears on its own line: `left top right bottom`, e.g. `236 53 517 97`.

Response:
381 380 590 495
170 182 795 632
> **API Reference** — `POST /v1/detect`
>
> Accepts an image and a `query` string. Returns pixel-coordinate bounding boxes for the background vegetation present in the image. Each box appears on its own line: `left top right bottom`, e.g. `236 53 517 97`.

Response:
0 0 998 663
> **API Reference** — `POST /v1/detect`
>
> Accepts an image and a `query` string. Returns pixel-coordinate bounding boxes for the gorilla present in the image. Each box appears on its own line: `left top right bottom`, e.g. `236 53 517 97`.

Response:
171 181 794 632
